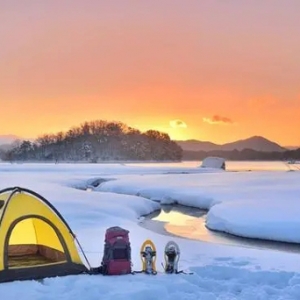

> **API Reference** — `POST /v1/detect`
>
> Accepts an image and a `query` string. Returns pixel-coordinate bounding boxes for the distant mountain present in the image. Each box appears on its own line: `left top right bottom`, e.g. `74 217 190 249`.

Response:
220 136 286 152
285 145 300 150
176 136 286 152
0 135 20 145
175 139 219 152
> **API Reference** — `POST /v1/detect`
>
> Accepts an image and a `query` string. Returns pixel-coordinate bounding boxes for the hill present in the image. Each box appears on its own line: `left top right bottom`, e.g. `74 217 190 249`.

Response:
175 139 219 152
176 136 286 152
0 135 20 145
1 120 182 162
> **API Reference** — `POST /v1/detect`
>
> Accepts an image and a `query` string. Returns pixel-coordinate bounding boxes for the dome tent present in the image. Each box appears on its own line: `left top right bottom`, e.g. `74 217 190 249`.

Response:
0 187 88 283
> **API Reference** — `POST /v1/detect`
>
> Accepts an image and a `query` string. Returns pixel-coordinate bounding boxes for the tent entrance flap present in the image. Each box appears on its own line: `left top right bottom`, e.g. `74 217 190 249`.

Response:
7 217 67 268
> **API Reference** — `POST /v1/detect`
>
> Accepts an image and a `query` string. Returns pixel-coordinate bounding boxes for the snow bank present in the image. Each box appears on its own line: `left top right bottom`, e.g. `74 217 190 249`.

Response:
95 173 219 208
201 156 226 170
205 172 300 243
96 171 300 243
206 198 300 243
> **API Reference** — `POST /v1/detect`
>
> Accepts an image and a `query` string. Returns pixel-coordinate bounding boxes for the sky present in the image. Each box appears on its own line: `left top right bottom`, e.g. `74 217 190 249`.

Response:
0 0 299 146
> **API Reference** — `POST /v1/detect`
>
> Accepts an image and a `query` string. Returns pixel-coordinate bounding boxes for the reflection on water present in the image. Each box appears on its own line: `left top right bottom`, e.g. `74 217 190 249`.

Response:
153 205 206 225
141 205 300 254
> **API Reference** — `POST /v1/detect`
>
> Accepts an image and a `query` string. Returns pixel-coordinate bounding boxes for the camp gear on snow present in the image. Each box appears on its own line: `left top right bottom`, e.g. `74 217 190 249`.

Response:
99 226 132 275
0 187 88 283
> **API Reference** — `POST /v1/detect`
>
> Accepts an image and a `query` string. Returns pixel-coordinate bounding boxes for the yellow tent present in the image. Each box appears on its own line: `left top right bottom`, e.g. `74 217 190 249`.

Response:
0 187 88 283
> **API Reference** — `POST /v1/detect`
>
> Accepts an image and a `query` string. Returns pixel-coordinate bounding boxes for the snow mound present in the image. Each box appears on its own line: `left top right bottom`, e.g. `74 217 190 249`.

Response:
96 171 300 244
206 199 300 243
200 157 226 170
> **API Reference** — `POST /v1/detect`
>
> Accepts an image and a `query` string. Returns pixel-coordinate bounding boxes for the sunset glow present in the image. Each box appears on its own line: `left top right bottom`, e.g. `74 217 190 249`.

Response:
1 1 299 146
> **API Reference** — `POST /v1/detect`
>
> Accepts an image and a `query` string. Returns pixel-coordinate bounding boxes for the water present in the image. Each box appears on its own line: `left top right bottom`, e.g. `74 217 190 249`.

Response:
129 160 300 172
73 160 300 253
140 205 300 254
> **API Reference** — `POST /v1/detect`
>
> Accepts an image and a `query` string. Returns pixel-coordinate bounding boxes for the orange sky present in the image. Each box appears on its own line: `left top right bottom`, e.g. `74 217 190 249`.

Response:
1 1 300 146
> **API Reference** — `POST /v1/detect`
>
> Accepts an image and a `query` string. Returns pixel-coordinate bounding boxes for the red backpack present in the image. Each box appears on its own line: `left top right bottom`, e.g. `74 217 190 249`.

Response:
100 226 132 275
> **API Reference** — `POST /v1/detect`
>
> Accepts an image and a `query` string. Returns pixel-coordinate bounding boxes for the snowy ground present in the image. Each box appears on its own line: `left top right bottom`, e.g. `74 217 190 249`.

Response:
1 162 300 299
91 171 300 243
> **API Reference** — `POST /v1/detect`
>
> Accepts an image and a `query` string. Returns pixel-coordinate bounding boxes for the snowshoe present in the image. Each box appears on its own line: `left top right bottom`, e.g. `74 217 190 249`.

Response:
164 241 180 274
139 239 157 275
163 241 193 275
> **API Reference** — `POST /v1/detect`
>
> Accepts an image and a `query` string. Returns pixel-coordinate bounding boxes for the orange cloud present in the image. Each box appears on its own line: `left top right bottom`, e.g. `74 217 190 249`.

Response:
170 119 187 128
203 115 234 125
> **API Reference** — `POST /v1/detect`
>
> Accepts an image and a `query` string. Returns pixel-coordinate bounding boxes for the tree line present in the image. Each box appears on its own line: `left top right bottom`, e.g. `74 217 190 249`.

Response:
1 120 183 162
182 148 300 161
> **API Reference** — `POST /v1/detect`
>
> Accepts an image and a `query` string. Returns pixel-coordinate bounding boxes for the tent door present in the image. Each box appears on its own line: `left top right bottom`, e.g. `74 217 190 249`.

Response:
6 216 69 269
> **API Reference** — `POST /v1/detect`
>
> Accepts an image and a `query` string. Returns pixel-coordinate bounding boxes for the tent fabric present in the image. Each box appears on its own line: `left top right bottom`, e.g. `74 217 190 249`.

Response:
0 187 88 283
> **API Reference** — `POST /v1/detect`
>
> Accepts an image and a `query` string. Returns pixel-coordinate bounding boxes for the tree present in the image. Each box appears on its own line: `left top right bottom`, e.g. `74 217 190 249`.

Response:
1 119 183 162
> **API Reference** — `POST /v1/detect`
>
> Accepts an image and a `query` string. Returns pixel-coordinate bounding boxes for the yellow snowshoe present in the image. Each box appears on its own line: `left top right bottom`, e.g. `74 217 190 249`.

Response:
140 239 157 275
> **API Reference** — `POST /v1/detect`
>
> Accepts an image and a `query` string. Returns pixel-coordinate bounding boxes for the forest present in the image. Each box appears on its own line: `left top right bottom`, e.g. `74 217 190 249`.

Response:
182 148 300 161
1 120 183 162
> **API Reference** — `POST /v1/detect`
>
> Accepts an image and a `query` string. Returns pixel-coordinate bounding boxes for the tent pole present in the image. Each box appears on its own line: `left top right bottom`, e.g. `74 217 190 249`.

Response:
74 235 92 270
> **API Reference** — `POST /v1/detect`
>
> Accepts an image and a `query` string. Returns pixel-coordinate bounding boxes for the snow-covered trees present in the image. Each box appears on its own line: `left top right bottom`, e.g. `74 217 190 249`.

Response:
4 120 182 162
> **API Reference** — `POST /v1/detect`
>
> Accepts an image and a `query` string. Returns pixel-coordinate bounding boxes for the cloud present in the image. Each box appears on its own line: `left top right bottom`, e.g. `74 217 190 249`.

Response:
203 115 234 125
169 119 187 128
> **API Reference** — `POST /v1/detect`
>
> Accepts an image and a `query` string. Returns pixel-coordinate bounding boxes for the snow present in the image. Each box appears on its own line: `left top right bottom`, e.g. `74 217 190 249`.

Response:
1 162 300 299
95 171 300 243
3 265 300 300
200 156 226 170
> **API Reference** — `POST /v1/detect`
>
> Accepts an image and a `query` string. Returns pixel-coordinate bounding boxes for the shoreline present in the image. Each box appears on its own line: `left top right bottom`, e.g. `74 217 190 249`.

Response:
139 204 300 254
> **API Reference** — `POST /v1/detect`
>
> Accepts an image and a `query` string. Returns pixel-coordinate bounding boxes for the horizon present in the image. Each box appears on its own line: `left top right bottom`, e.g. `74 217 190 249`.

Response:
1 1 300 146
0 129 298 148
